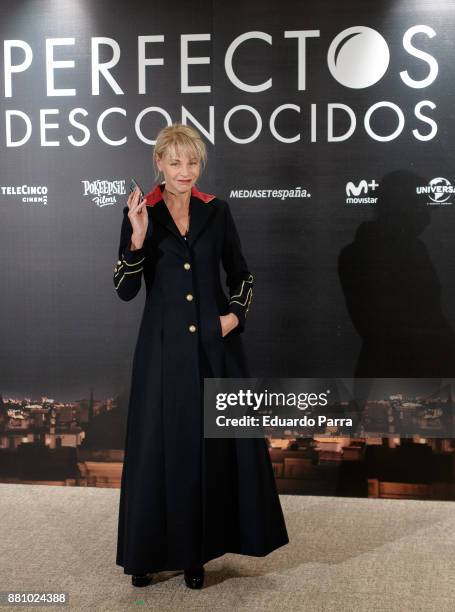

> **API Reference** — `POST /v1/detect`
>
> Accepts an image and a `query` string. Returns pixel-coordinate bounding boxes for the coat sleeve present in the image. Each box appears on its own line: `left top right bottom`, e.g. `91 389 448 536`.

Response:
113 206 146 301
221 201 254 333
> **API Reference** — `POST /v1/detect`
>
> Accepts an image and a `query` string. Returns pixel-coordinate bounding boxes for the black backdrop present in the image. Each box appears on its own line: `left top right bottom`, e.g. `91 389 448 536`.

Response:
1 0 455 463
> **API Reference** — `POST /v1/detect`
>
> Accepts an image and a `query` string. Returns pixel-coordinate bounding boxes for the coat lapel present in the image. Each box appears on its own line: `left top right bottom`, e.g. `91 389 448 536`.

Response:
186 194 216 246
150 199 184 242
145 183 217 248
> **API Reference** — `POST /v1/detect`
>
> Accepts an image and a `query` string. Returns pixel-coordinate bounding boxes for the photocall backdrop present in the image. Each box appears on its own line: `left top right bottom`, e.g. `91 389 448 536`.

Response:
1 0 455 495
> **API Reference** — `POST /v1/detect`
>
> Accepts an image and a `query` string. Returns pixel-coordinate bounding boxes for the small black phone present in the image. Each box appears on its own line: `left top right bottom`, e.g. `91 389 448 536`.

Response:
129 177 144 199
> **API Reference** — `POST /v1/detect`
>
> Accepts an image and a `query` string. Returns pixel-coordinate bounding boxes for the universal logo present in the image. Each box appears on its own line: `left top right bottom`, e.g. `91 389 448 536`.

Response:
0 184 48 205
81 179 126 208
416 177 454 206
345 179 379 204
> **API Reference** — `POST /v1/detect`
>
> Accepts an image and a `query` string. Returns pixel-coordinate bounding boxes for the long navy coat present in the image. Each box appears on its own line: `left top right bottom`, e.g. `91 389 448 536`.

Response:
114 182 289 575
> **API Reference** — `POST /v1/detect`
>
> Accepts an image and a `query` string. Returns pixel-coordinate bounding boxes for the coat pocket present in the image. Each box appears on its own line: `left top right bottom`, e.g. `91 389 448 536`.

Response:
216 313 224 338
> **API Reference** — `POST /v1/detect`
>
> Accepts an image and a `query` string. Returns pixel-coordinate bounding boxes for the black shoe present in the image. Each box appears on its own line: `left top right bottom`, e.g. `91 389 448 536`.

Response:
183 564 205 589
131 573 153 587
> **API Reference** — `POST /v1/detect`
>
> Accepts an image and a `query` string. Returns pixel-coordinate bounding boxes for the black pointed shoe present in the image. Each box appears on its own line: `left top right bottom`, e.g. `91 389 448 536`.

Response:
131 573 153 587
183 564 205 589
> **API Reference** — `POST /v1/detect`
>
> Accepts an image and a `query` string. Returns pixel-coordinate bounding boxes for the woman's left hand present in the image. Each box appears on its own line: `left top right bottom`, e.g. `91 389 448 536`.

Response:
219 313 239 337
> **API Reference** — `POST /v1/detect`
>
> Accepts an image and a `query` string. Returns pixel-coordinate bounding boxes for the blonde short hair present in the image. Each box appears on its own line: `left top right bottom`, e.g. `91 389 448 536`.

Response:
153 123 208 182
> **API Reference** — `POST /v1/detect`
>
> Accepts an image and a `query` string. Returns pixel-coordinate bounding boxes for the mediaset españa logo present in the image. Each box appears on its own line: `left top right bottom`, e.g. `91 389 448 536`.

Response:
230 187 311 200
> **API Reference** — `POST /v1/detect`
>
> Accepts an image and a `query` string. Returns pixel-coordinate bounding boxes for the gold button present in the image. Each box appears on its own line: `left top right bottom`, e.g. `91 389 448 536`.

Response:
184 262 191 270
186 293 193 301
189 324 197 333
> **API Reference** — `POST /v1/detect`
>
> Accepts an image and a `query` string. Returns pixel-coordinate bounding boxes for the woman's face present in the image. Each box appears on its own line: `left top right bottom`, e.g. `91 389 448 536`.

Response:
156 146 201 195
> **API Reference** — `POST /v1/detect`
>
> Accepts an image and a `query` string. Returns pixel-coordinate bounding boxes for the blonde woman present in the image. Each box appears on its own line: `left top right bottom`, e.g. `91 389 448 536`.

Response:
114 123 288 588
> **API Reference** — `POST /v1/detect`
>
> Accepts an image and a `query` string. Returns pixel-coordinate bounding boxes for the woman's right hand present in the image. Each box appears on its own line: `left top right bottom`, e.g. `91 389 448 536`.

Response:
127 186 148 248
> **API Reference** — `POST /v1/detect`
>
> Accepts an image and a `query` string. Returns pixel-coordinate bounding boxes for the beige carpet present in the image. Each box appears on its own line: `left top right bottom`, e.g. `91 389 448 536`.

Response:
1 483 455 611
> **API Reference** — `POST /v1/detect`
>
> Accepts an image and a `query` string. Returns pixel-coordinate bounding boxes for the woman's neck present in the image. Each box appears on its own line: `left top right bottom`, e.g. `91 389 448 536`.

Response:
163 185 191 209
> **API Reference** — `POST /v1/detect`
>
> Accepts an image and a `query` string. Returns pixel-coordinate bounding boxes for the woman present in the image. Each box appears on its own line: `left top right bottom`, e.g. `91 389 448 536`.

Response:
113 123 289 589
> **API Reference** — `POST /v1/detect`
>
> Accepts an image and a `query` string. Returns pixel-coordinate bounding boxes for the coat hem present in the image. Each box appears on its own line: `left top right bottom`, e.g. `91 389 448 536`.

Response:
116 535 290 575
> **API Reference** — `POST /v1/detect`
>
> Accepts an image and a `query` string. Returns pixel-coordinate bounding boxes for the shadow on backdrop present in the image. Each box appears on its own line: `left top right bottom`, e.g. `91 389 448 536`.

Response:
338 170 455 381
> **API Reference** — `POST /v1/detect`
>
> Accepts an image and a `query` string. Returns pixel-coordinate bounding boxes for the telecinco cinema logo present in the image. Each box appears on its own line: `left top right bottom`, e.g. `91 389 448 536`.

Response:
416 177 454 205
345 179 379 204
81 179 126 207
0 184 48 205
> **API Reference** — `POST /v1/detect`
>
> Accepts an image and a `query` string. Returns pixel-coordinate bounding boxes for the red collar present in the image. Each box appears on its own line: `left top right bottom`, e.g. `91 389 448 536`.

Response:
144 183 216 206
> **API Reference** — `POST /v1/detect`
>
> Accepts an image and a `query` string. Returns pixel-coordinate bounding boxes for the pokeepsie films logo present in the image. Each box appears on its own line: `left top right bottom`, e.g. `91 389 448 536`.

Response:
0 184 48 205
81 178 126 207
345 179 379 204
416 177 454 206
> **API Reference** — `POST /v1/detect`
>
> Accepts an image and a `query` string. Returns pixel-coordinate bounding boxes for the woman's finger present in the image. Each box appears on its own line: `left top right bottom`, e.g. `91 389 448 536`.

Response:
128 186 139 209
130 198 146 216
133 197 146 209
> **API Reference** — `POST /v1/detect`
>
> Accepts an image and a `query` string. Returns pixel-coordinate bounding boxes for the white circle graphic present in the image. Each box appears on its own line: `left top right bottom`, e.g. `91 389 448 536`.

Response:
429 177 452 203
327 26 390 89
